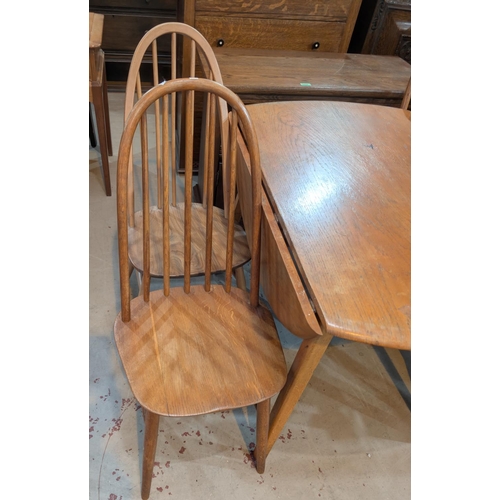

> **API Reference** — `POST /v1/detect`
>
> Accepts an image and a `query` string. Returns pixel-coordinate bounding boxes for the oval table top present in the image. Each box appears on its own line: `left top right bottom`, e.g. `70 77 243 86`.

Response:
247 101 411 350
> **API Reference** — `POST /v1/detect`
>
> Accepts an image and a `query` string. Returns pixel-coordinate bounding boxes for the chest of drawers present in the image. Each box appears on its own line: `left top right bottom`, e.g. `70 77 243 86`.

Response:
180 0 363 54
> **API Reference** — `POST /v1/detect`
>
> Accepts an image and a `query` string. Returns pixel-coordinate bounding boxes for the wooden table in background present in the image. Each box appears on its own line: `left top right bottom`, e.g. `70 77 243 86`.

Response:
239 100 411 452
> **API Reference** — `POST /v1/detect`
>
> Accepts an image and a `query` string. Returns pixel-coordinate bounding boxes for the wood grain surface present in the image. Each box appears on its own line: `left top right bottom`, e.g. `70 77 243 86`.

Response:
195 0 354 19
215 48 411 102
247 100 411 350
115 80 287 487
114 286 287 416
128 203 251 277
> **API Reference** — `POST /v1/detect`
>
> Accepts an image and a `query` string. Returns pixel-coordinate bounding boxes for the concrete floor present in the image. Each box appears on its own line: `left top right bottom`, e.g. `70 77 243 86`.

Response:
89 92 411 500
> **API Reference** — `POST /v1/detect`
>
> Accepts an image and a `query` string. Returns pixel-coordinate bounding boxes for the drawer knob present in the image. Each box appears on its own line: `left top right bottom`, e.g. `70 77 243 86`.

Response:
217 39 224 47
312 42 320 50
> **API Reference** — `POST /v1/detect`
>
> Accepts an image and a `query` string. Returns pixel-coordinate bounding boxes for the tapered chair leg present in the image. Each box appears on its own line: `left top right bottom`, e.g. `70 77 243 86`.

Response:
234 266 246 291
255 398 270 474
141 408 160 500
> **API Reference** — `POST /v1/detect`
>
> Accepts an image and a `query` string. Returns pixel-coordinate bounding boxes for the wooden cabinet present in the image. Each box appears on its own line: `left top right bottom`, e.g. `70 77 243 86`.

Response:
180 0 363 54
350 0 410 63
89 0 178 89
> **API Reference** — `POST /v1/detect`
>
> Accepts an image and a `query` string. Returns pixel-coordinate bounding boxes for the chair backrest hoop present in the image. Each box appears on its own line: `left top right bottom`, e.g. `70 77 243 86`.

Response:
123 22 229 224
117 78 262 322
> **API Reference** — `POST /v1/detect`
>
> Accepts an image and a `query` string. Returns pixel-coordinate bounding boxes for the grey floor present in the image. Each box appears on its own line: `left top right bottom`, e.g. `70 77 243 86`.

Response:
89 92 411 500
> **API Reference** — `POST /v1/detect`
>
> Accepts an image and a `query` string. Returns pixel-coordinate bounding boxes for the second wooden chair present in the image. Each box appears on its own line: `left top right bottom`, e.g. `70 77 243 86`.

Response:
123 22 249 290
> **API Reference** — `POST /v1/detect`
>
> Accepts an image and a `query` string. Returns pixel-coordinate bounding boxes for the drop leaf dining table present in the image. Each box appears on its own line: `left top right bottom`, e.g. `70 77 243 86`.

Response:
236 100 411 453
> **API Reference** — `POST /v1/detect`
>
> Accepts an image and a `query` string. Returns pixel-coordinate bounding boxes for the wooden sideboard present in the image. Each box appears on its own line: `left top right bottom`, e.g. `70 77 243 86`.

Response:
88 0 178 89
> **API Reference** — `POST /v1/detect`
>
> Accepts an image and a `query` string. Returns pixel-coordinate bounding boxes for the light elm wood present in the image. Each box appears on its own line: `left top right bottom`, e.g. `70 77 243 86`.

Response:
141 409 159 500
124 22 229 223
249 101 411 350
123 23 248 287
255 399 270 474
89 12 112 196
127 205 250 278
115 79 286 498
268 332 333 453
401 77 411 110
238 99 410 454
237 128 321 341
114 286 286 415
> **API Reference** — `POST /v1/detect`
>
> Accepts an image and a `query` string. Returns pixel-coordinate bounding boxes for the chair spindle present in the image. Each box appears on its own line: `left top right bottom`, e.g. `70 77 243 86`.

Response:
141 112 150 301
183 87 194 293
152 39 162 209
171 33 177 206
189 39 196 77
162 94 170 297
204 92 216 291
225 113 238 293
202 70 214 208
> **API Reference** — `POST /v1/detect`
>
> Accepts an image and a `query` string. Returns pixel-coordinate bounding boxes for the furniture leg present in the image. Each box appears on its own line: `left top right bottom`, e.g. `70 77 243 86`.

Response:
135 268 143 298
255 398 270 474
91 85 112 196
102 62 113 156
141 408 160 500
267 332 333 454
234 266 246 291
89 104 97 147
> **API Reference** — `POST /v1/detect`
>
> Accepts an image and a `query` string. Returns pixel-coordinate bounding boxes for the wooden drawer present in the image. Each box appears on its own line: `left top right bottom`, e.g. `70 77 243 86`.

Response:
90 0 176 11
195 16 346 52
195 0 352 20
102 14 174 52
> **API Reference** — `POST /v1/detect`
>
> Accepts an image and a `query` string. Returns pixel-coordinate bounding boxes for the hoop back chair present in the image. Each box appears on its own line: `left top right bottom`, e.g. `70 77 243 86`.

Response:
114 78 287 499
123 23 248 289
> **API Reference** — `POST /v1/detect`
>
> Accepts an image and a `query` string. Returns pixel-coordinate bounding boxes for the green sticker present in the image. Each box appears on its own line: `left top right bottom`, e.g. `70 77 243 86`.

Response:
300 82 312 86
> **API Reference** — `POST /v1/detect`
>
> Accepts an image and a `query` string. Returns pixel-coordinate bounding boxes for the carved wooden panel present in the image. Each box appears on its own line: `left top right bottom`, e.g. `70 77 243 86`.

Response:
359 0 411 63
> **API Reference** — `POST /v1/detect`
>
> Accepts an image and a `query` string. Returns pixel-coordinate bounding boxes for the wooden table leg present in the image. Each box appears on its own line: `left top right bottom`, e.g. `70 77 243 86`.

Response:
89 104 97 147
267 332 333 454
91 83 112 196
102 60 113 157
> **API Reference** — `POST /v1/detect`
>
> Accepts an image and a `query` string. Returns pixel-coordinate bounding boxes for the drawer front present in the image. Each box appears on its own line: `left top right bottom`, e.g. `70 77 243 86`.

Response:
195 0 352 19
102 14 175 52
90 0 177 11
195 16 346 52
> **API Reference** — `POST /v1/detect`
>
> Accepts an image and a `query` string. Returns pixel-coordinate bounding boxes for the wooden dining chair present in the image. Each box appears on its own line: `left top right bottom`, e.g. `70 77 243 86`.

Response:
114 78 287 499
123 23 248 290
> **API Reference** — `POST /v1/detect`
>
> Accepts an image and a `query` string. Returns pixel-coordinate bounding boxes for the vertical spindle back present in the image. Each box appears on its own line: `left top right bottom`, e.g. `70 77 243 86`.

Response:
117 79 262 322
123 22 228 226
